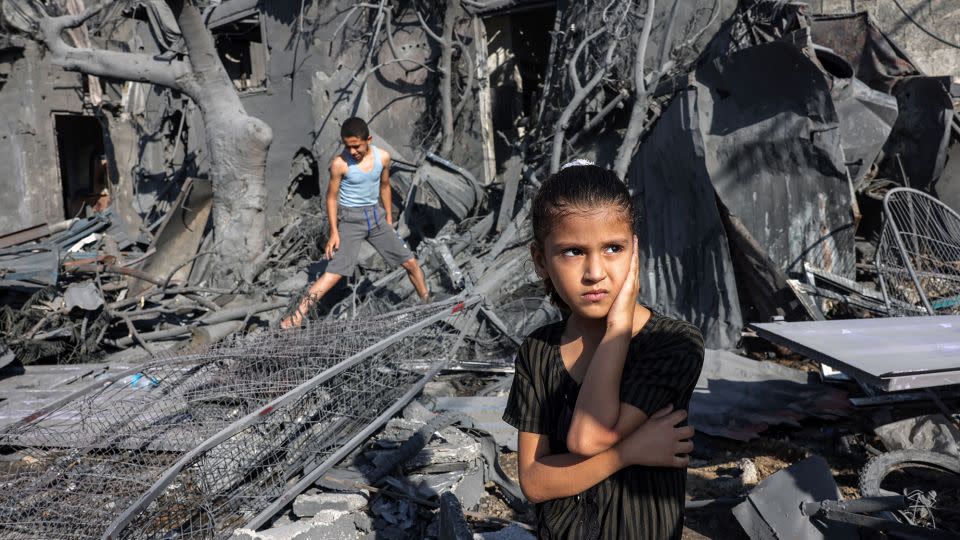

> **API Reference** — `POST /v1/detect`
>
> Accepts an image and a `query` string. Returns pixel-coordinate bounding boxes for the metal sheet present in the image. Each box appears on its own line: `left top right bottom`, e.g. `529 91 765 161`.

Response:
691 350 849 441
810 13 921 94
733 456 855 540
630 84 743 350
129 178 212 295
750 316 960 391
833 78 898 188
0 223 51 249
695 41 855 278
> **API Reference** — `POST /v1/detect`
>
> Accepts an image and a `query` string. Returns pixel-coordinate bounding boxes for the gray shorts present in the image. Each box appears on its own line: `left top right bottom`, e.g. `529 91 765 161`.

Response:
326 205 415 276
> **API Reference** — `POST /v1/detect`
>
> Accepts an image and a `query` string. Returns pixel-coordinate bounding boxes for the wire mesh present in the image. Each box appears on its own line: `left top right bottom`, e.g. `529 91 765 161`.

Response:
0 299 472 540
876 188 960 316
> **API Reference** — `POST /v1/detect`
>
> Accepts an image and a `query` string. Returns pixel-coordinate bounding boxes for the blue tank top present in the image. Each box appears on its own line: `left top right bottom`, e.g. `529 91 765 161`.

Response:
338 146 383 207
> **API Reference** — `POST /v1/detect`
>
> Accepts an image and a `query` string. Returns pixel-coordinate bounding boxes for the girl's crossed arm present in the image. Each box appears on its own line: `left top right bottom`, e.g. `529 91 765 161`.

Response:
518 408 693 504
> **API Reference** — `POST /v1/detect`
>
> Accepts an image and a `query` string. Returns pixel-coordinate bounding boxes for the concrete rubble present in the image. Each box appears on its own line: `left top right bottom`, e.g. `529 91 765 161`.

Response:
0 0 958 538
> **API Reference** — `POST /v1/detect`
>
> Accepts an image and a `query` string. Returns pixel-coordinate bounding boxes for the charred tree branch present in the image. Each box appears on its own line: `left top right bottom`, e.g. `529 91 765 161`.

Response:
439 1 458 155
452 37 475 121
567 88 629 147
363 0 389 71
614 0 659 179
37 5 193 95
119 313 157 357
107 300 287 348
549 25 619 173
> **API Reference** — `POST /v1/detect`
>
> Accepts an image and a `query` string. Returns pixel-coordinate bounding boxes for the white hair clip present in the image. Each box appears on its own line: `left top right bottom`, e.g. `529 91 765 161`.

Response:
560 158 595 170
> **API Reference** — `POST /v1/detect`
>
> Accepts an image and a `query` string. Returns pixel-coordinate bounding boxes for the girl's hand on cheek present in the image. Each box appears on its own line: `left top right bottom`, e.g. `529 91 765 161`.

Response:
606 236 639 332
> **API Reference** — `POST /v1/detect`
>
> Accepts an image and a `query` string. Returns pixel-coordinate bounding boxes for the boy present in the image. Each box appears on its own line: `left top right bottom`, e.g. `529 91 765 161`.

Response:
281 117 429 328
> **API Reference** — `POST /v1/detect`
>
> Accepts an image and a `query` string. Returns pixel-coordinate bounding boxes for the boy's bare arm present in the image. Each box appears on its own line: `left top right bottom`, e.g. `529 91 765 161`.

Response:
518 411 693 504
325 159 346 259
378 151 393 225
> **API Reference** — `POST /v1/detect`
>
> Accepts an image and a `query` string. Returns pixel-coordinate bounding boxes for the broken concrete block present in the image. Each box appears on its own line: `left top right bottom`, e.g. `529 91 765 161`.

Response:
405 426 481 470
738 458 759 486
230 521 315 540
306 512 363 540
373 417 429 449
402 399 435 423
875 414 960 457
352 512 373 533
406 459 484 510
423 380 458 397
231 512 363 540
308 508 350 524
294 492 368 517
432 395 517 451
452 460 484 511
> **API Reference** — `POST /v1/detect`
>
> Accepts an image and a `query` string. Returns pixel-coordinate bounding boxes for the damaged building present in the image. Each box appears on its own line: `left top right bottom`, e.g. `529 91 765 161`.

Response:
0 0 959 539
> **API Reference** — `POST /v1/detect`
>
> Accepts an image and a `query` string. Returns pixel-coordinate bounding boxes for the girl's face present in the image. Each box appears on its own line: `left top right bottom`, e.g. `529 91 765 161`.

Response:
532 206 634 321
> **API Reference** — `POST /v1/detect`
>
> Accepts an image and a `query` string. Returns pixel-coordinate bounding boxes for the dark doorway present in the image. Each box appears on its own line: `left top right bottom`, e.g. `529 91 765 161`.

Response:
483 7 555 171
213 14 268 92
53 114 106 219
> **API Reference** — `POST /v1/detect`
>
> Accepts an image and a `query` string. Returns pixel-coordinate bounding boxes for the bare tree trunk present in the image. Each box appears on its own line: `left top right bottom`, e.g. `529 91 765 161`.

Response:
439 0 459 156
34 1 272 282
173 2 272 282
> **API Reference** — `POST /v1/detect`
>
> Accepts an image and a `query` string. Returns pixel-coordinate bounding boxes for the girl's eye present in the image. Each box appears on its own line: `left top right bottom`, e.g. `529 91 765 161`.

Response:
604 245 625 254
561 248 583 257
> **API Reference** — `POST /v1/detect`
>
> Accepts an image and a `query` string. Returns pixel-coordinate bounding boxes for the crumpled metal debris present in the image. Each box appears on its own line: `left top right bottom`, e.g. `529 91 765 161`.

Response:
63 282 104 311
733 455 856 540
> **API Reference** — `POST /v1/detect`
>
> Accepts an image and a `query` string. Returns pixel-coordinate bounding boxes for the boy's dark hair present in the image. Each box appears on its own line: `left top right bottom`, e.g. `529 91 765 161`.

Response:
340 117 370 139
531 164 637 309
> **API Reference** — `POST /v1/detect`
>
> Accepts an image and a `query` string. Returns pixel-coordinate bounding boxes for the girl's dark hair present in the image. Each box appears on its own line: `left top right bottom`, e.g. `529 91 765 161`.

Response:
530 164 638 309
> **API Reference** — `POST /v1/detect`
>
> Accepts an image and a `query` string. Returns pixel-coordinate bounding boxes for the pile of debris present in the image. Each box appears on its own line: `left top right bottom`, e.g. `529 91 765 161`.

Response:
0 190 287 365
0 298 493 538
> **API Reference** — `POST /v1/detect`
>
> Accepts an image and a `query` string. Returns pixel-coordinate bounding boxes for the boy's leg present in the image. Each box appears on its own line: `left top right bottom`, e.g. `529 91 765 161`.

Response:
281 272 342 328
366 212 430 301
400 257 429 300
282 209 366 328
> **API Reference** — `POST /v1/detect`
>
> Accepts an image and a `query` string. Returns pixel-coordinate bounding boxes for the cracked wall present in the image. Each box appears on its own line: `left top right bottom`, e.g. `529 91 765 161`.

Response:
0 39 87 235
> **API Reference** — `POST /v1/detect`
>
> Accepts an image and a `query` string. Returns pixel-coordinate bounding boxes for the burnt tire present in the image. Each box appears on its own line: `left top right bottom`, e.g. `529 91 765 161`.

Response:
860 450 960 496
859 449 960 530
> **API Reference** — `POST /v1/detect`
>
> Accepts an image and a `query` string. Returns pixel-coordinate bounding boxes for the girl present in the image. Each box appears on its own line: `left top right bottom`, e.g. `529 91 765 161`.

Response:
502 163 704 539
